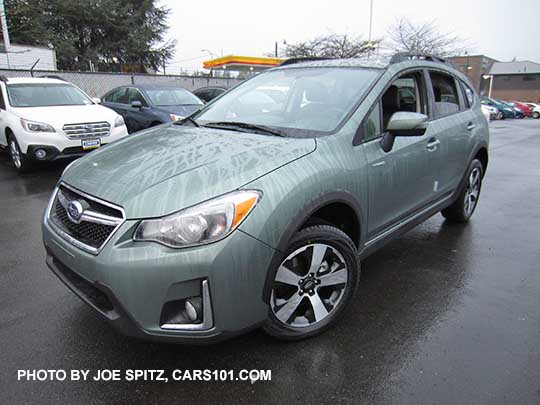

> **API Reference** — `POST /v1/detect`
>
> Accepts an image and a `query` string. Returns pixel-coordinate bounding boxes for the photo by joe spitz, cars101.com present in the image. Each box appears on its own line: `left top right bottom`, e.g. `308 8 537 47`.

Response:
35 53 490 343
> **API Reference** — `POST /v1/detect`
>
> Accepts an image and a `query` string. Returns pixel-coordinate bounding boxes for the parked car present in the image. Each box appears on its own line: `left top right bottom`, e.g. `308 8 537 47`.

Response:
509 101 533 117
481 104 498 121
101 85 204 133
43 54 489 343
479 96 515 119
193 86 227 103
524 102 540 118
504 102 524 118
0 77 128 173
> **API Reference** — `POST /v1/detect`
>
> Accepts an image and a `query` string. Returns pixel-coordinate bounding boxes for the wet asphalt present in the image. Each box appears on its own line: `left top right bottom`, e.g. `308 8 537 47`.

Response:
1 119 539 404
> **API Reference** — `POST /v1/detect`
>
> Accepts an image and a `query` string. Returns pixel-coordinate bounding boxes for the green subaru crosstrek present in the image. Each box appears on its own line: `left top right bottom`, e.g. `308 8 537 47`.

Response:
42 54 489 343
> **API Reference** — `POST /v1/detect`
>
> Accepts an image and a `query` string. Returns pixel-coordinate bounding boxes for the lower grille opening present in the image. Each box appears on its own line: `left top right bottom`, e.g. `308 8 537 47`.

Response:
160 297 202 326
159 280 213 331
52 256 115 316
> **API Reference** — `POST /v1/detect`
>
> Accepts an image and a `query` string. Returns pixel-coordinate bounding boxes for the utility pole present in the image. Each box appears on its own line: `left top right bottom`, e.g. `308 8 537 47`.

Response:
0 0 11 68
367 0 374 59
368 0 374 44
275 41 278 58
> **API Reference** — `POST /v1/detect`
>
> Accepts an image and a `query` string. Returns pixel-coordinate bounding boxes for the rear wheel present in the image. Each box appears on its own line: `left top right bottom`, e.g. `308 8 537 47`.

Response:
263 225 359 340
441 159 483 223
533 111 540 119
8 135 33 173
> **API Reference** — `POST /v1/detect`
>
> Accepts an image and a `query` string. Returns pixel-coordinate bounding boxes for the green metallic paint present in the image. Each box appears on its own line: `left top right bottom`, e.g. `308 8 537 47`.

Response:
62 123 316 218
43 58 489 341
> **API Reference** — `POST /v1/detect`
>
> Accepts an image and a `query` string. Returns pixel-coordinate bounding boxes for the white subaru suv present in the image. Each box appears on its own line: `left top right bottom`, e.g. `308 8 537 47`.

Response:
0 77 128 173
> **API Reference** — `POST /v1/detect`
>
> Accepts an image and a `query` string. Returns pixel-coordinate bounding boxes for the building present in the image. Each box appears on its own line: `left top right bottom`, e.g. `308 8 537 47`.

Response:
448 54 497 94
487 61 540 102
0 44 57 70
203 55 284 74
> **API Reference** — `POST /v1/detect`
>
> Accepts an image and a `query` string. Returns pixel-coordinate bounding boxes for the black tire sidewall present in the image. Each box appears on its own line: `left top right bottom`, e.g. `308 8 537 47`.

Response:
7 135 32 173
459 160 484 220
264 225 360 340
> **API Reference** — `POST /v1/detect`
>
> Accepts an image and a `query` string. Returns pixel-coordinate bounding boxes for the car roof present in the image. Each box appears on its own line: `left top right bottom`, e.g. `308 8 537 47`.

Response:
3 77 68 85
127 84 190 91
273 54 468 83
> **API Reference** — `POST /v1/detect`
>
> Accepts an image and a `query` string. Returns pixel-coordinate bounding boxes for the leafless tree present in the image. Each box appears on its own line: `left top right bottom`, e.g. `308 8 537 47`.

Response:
387 18 467 57
284 33 380 59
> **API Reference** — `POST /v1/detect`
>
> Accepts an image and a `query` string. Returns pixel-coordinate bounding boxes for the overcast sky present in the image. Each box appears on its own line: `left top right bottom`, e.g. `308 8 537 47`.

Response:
163 0 540 72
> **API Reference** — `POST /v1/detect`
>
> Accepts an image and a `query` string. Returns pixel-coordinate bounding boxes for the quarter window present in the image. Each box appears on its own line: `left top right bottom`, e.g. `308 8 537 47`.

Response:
459 81 475 109
429 72 460 118
363 102 381 141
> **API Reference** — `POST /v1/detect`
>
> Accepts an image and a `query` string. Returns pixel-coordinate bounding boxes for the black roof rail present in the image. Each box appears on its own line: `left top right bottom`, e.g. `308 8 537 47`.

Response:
280 57 333 66
0 75 8 83
39 75 65 81
390 52 451 65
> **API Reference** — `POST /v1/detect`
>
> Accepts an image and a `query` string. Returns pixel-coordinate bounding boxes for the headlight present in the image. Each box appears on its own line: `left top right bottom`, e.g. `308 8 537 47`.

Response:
20 118 55 133
169 114 184 122
114 115 125 127
134 190 262 248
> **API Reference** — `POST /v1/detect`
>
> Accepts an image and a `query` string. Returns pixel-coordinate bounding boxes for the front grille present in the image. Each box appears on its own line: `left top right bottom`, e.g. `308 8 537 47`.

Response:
63 121 111 139
48 184 124 254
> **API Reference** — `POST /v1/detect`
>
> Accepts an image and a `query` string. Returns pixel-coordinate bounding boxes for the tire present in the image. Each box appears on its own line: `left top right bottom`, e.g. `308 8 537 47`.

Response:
263 225 360 340
533 112 539 119
441 159 483 223
496 111 504 120
7 135 33 173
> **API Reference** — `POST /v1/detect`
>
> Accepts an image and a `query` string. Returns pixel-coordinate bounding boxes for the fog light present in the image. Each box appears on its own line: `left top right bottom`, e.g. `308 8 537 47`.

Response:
35 149 47 160
185 297 202 322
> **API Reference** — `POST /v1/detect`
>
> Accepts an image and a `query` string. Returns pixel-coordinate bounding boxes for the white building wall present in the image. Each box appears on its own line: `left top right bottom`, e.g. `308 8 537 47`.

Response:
0 44 56 70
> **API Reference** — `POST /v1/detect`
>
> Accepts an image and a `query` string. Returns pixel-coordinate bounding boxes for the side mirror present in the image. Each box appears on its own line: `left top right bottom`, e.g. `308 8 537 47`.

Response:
380 112 428 153
131 100 143 109
92 97 101 104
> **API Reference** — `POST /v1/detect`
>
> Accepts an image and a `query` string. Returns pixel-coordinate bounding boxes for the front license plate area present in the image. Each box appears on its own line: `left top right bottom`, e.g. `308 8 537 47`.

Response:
82 138 101 150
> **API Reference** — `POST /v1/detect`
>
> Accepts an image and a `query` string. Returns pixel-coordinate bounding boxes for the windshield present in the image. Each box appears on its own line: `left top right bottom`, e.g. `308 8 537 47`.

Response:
7 83 92 107
145 88 203 106
194 67 381 136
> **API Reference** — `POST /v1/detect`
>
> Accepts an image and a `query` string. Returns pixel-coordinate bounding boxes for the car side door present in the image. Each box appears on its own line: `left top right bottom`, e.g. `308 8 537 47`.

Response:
425 71 472 195
124 88 154 133
360 69 441 240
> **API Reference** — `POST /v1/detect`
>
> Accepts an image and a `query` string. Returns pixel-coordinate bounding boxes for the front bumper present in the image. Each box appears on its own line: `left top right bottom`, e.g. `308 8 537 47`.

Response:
42 216 276 343
18 125 128 155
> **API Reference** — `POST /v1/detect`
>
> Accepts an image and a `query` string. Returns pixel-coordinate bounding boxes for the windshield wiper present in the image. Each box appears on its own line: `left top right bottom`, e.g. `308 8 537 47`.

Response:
175 116 200 127
203 121 286 137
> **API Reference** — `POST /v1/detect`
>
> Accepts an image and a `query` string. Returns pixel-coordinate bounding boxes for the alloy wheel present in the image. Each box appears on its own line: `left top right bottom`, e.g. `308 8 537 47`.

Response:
270 243 348 328
9 140 22 169
464 167 481 217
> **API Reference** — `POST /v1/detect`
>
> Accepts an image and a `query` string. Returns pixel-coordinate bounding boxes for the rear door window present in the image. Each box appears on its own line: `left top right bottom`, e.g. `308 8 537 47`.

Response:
429 72 461 118
104 88 127 104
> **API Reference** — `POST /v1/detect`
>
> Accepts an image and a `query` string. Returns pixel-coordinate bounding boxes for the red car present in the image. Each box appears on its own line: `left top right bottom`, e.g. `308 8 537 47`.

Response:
511 101 533 117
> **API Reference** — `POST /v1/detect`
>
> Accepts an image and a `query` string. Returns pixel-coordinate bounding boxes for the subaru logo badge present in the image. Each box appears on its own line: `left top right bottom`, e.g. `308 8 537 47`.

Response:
67 200 84 223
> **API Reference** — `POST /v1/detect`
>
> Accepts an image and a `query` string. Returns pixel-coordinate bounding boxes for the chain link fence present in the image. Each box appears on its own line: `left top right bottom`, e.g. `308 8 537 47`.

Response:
0 68 243 97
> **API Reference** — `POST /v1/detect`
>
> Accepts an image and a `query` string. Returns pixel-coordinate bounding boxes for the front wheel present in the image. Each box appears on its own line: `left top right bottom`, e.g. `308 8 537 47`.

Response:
533 111 540 119
263 225 359 340
441 159 483 223
8 136 33 173
496 111 504 120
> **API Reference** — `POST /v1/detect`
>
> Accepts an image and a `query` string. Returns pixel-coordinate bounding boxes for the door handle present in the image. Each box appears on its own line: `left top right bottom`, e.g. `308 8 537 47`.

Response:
426 138 440 152
467 122 476 131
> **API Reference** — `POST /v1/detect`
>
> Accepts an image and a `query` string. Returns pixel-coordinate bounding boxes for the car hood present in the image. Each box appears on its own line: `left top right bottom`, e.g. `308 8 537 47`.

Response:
62 124 316 218
154 105 202 117
11 104 119 125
